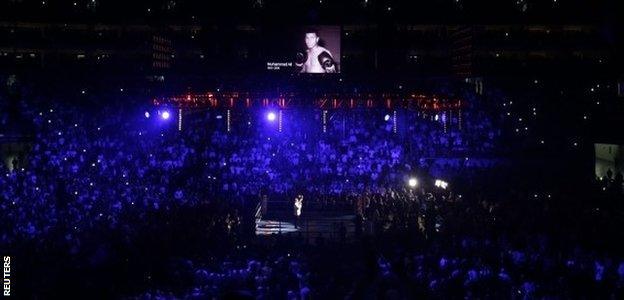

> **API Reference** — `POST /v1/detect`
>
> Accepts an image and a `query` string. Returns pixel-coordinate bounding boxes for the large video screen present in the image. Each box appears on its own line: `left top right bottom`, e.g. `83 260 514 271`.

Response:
265 26 341 74
595 143 624 179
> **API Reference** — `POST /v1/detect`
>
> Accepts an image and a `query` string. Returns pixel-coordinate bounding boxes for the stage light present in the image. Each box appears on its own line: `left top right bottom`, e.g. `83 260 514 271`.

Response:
144 111 150 118
435 179 449 189
384 114 390 121
408 177 418 188
161 111 170 120
226 110 231 132
178 108 183 131
267 112 276 121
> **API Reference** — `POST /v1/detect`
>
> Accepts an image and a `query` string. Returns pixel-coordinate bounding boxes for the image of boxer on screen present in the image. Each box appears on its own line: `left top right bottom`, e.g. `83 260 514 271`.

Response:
295 29 337 73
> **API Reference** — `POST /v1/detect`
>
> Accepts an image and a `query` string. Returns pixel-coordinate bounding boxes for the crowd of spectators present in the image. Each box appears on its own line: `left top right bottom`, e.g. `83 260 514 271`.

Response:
1 77 624 298
127 186 624 299
0 80 501 243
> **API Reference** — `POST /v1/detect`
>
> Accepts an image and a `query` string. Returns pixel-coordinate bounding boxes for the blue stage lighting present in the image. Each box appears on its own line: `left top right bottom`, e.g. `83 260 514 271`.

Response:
162 111 170 120
267 112 276 121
